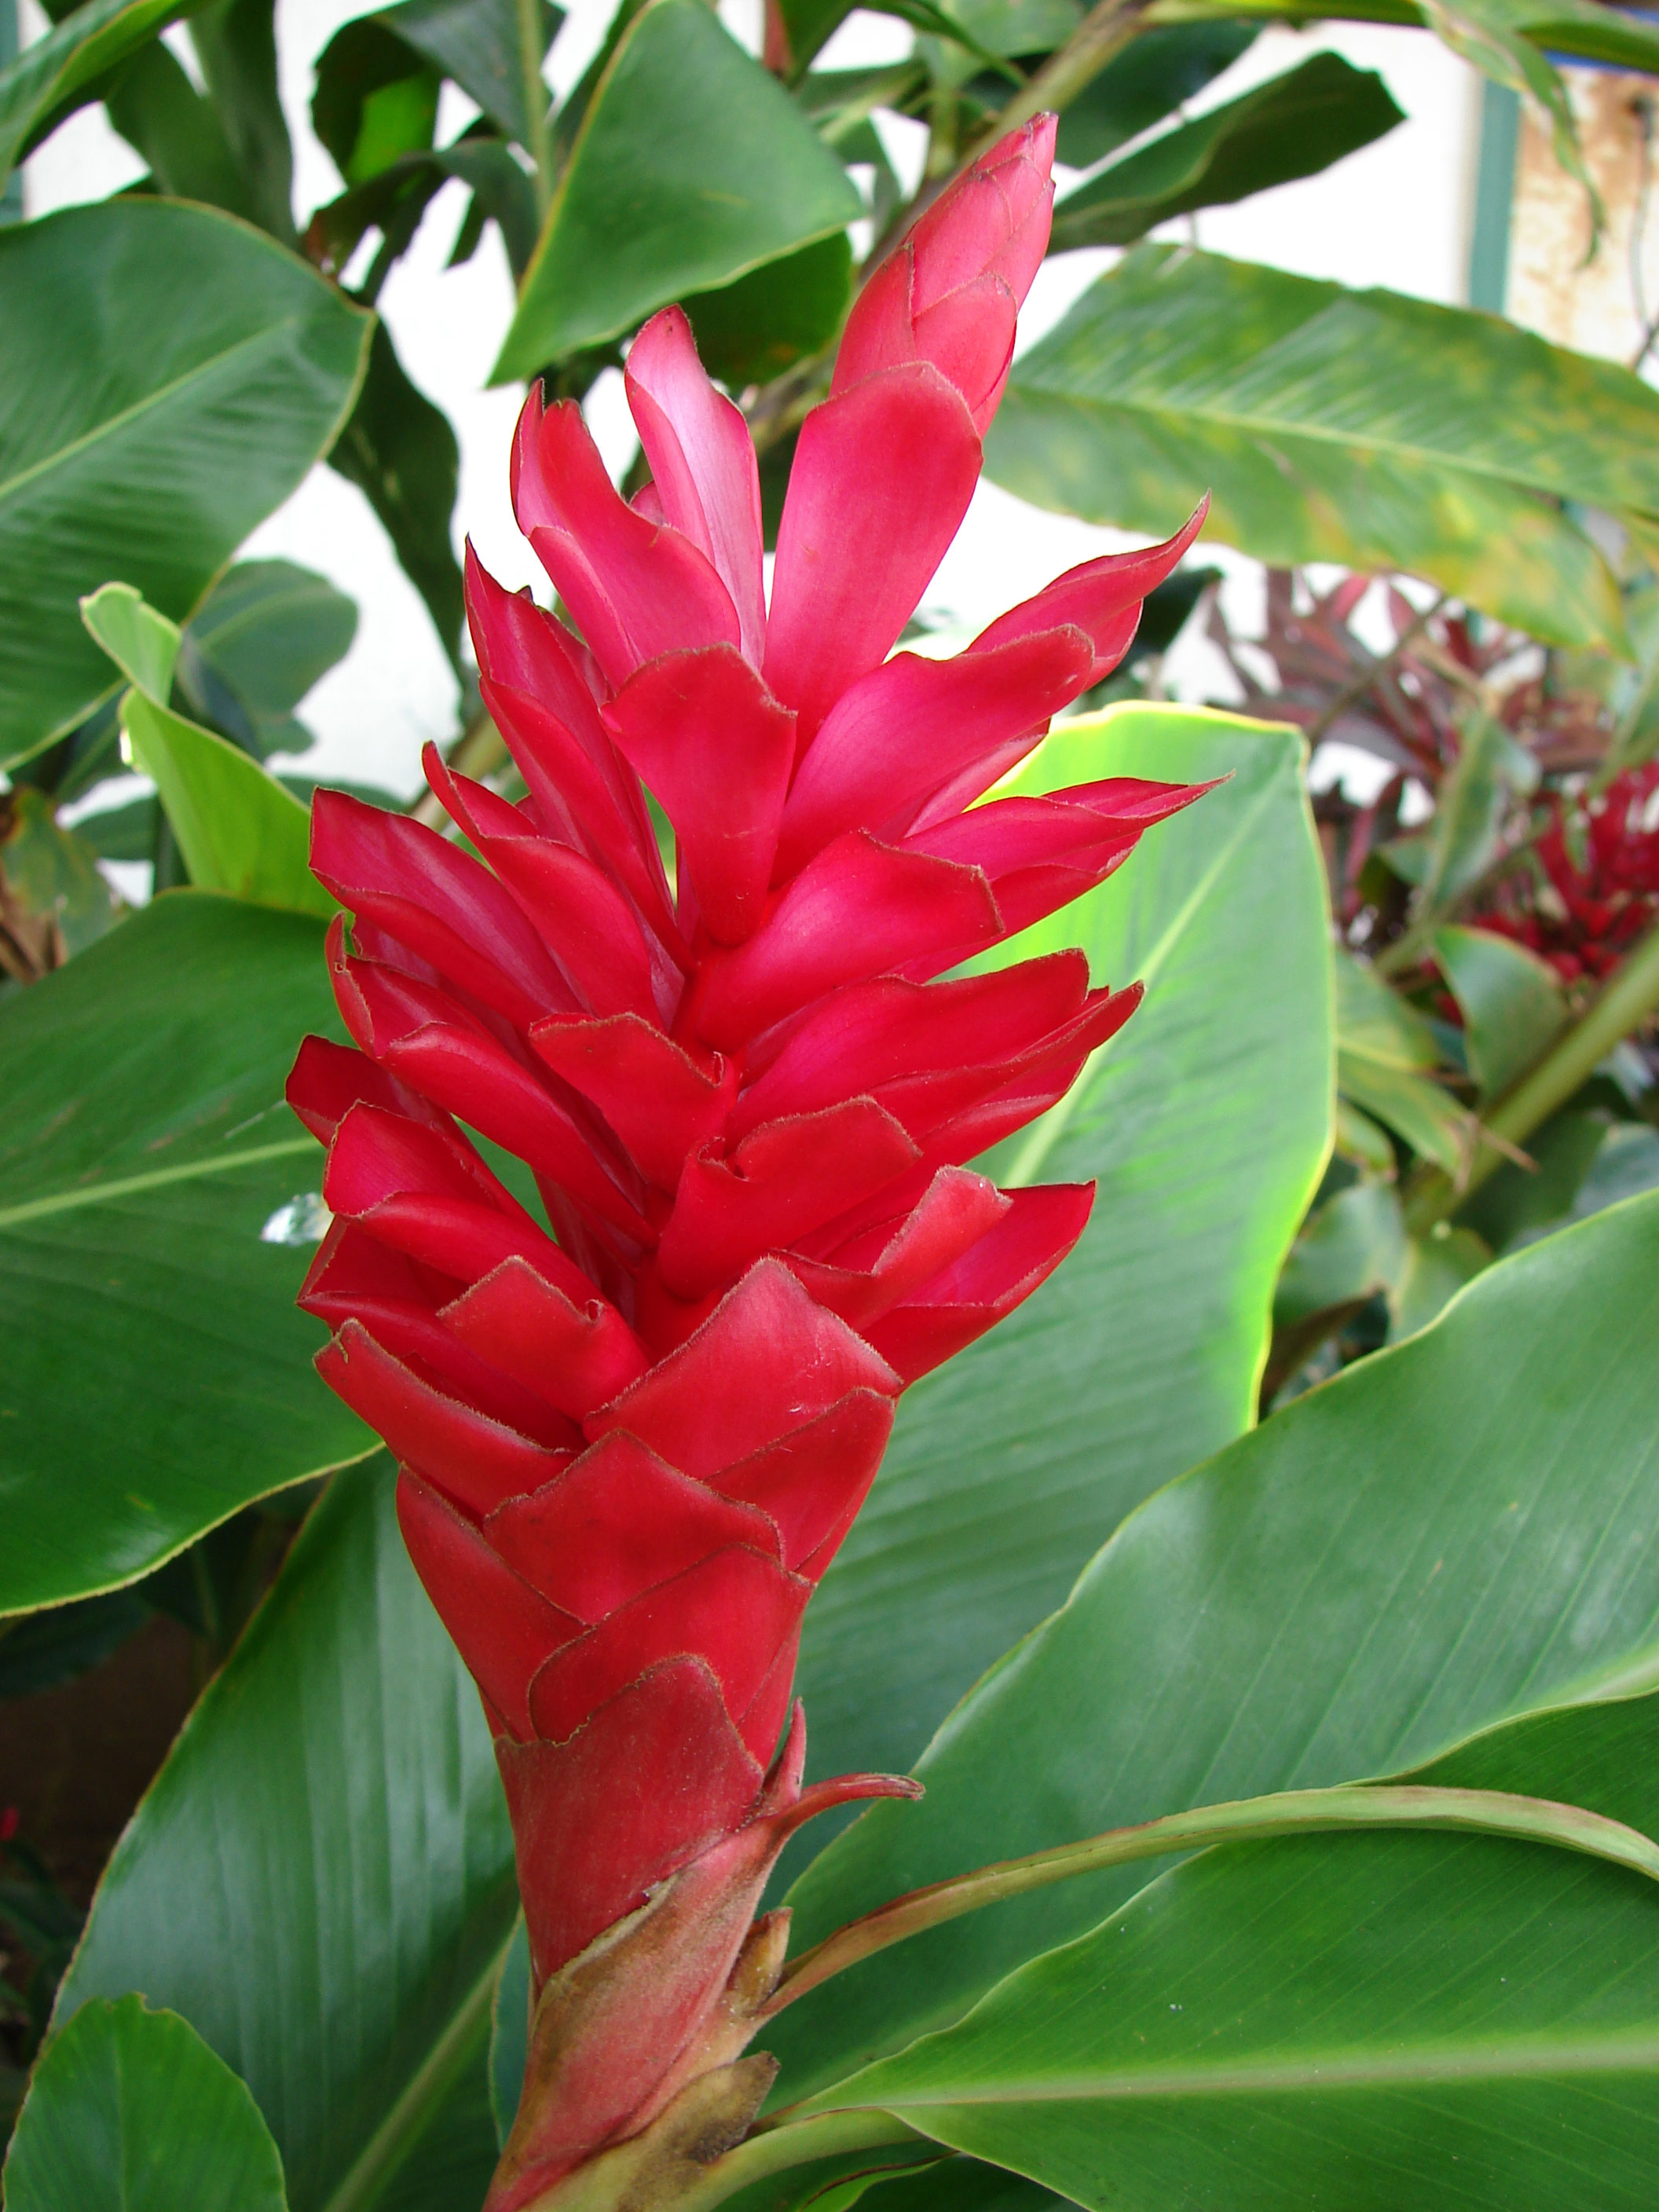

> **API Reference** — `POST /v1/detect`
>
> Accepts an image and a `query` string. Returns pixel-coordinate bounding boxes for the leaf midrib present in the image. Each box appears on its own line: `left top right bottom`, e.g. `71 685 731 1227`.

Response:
1005 374 1659 522
0 315 309 513
0 1133 314 1226
826 2027 1659 2107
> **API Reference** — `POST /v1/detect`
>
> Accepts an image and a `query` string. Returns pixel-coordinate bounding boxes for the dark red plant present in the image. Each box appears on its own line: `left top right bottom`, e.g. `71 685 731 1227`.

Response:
286 115 1206 2210
1472 764 1659 983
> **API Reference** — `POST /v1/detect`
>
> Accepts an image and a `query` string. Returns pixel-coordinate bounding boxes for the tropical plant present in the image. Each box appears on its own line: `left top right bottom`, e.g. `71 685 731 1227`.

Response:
4 0 1659 2207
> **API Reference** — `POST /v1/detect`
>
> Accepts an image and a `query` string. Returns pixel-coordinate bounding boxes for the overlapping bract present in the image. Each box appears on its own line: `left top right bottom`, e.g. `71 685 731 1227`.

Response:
287 115 1205 2061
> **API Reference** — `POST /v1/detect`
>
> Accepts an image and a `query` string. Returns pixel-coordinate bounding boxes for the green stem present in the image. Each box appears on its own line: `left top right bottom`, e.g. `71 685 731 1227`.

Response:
1403 914 1659 1232
517 0 555 221
760 1783 1659 2019
961 0 1155 155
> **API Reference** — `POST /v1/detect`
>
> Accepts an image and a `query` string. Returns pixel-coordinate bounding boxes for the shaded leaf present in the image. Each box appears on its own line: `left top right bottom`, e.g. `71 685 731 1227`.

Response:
57 1459 518 2212
986 244 1659 648
683 233 852 390
0 786 119 977
1434 921 1566 1097
1273 1177 1404 1325
386 0 560 148
104 35 255 217
1390 1218 1489 1332
772 1192 1659 2103
177 559 357 760
1417 712 1538 911
0 1588 150 1697
328 321 463 667
494 0 861 375
793 708 1331 1793
1055 21 1258 168
489 1917 529 2149
82 582 331 914
0 199 370 766
0 893 370 1617
4 1997 287 2212
189 0 296 242
1050 53 1402 250
1455 1104 1609 1249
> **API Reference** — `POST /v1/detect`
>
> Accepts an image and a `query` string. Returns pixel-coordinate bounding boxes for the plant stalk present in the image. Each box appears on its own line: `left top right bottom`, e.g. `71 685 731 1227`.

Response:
1403 914 1659 1232
961 0 1155 158
518 0 556 219
760 1782 1659 2019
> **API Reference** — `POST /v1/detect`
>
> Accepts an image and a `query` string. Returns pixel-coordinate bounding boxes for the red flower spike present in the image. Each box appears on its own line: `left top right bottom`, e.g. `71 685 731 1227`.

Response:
287 111 1214 2198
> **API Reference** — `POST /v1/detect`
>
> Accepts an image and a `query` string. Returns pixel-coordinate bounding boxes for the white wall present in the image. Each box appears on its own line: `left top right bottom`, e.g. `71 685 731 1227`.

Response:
20 0 1482 796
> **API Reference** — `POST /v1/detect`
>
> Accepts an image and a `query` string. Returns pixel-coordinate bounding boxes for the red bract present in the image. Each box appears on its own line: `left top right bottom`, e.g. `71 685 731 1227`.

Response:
1476 764 1659 983
287 116 1207 2205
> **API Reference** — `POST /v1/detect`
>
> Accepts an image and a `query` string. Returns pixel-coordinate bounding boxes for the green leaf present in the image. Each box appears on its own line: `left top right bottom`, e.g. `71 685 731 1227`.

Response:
313 16 440 184
1054 21 1258 168
985 244 1659 650
104 36 257 219
4 1997 288 2211
0 0 198 185
1049 53 1402 250
489 1917 530 2150
189 0 297 243
1335 946 1470 1174
1454 1104 1608 1250
81 584 331 915
329 322 463 668
1417 712 1539 912
56 1459 518 2212
176 558 358 760
387 0 560 148
0 1588 150 1697
792 706 1331 1789
0 199 371 767
683 233 853 391
0 892 370 1617
1434 922 1566 1098
493 0 862 377
770 1190 1659 2104
1390 1218 1489 1333
1273 1177 1405 1325
799 1822 1659 2209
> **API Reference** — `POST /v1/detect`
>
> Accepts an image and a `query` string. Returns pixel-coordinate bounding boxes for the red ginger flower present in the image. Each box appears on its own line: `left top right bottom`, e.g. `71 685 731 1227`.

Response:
287 115 1206 2204
1475 763 1659 984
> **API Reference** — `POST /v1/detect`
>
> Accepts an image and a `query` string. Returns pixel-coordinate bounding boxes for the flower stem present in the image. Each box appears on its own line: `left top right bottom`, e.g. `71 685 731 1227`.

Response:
963 0 1155 155
1403 914 1659 1232
760 1782 1659 2018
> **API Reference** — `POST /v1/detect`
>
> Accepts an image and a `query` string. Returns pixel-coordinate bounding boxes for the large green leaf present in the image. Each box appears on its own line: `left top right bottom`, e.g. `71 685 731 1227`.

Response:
799 1823 1659 2210
0 199 371 766
0 893 369 1617
82 582 331 914
4 1997 288 2211
986 244 1659 650
770 1190 1659 2104
57 1458 518 2212
493 0 862 376
792 707 1331 1790
1049 53 1402 249
314 0 560 158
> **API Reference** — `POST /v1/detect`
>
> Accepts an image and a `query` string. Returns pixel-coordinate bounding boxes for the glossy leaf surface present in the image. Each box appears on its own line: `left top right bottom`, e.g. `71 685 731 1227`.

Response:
774 1191 1659 2101
4 1997 288 2212
0 199 370 764
178 558 357 759
57 1458 518 2212
0 894 369 1616
805 1826 1659 2210
793 707 1331 1786
0 0 196 181
495 0 861 374
986 244 1659 648
1049 53 1401 248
